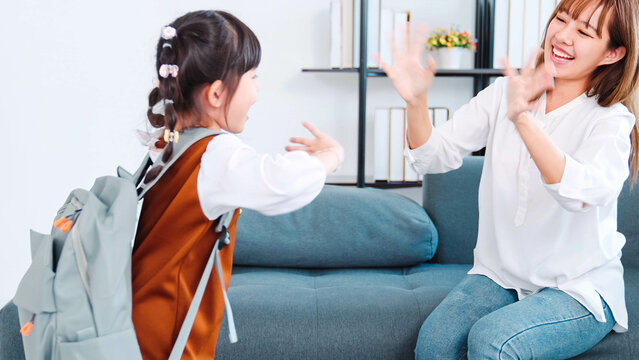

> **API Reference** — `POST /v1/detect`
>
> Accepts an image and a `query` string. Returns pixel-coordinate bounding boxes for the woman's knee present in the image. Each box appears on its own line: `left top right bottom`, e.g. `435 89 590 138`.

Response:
467 316 518 360
415 314 468 360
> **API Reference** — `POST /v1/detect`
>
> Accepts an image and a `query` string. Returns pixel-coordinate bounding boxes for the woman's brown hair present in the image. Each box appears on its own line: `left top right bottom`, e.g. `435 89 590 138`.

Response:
537 0 639 183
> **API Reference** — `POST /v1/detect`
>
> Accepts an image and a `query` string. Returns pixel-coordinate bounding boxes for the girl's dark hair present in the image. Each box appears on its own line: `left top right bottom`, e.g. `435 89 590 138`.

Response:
144 10 261 183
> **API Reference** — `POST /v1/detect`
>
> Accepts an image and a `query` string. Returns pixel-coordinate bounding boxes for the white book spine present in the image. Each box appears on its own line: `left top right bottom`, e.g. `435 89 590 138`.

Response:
367 0 381 68
330 0 341 69
393 11 409 65
523 0 541 64
539 0 556 44
341 0 354 68
493 0 509 68
433 108 450 128
379 8 393 66
353 0 360 67
389 108 405 182
374 108 390 181
508 0 525 68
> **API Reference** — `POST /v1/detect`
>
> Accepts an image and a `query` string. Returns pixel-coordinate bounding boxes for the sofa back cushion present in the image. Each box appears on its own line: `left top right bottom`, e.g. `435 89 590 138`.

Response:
233 185 438 268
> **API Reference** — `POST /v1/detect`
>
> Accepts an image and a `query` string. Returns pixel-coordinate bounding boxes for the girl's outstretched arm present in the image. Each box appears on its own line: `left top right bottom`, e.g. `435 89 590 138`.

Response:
375 23 437 149
286 122 344 175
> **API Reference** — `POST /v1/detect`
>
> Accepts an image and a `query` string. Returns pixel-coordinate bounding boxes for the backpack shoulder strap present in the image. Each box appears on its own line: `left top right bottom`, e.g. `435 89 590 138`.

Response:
118 127 222 199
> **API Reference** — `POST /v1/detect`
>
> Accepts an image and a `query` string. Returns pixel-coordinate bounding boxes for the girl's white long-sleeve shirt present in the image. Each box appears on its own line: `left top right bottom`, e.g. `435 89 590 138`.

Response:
194 134 326 220
406 76 635 332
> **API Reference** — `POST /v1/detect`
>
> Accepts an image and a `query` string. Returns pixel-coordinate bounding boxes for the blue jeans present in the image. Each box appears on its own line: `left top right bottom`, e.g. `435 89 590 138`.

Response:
415 274 615 360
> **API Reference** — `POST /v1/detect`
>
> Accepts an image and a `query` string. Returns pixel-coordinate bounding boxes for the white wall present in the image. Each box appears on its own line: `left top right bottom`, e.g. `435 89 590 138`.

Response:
0 0 477 304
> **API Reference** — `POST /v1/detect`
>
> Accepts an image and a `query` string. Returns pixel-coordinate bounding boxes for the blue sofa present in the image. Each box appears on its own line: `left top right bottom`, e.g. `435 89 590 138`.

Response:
214 156 639 359
1 156 637 359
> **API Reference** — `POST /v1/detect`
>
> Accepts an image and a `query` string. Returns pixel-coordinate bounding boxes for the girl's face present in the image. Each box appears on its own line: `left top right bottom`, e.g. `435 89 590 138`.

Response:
224 69 258 133
544 4 618 86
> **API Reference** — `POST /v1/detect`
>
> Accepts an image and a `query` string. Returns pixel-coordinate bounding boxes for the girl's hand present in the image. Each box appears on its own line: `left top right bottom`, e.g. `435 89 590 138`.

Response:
286 122 344 174
501 49 555 124
374 23 436 105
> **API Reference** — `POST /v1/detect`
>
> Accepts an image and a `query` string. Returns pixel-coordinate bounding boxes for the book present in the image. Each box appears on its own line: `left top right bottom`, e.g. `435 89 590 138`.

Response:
353 0 361 67
523 0 541 65
508 0 525 68
341 0 354 68
432 107 450 128
367 0 381 68
493 0 509 68
374 108 390 181
379 8 393 66
539 0 557 44
330 0 341 68
393 11 410 65
389 108 405 182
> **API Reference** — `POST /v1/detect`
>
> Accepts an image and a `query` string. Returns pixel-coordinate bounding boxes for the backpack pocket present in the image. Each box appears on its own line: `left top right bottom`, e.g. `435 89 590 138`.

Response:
56 327 142 360
13 230 57 359
14 231 56 313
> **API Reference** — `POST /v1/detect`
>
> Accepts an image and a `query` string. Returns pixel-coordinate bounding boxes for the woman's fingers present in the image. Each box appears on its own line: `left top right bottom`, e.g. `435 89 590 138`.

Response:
522 48 542 76
500 57 517 77
426 54 437 73
410 23 428 58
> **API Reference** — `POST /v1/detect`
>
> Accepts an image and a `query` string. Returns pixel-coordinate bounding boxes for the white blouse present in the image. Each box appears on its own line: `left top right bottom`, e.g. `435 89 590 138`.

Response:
406 76 635 332
195 134 326 220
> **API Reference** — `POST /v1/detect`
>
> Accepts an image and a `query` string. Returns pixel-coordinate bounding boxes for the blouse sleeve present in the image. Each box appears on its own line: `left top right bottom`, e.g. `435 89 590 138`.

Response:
543 109 635 212
197 134 326 220
405 77 504 174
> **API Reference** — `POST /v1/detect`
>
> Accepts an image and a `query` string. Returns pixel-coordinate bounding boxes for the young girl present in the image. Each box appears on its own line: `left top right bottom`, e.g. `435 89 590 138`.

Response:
378 0 638 358
132 10 344 359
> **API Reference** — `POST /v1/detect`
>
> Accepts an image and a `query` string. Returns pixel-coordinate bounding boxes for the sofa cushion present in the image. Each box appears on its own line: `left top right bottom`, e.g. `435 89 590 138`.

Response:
233 185 438 268
215 264 471 359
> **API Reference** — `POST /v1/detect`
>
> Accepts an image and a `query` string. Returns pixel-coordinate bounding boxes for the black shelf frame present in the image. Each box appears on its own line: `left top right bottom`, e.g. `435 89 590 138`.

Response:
305 0 496 188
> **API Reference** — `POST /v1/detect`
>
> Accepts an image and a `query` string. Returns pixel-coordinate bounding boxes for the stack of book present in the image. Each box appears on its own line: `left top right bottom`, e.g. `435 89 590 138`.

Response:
374 107 449 182
330 0 410 69
493 0 559 68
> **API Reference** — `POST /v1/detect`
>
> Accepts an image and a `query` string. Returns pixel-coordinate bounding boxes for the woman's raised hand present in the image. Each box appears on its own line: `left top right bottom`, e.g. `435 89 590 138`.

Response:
374 23 436 105
501 48 556 123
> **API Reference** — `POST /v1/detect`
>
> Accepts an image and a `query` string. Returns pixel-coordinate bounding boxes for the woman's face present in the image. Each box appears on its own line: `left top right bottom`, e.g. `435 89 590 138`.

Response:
544 4 618 86
223 69 259 134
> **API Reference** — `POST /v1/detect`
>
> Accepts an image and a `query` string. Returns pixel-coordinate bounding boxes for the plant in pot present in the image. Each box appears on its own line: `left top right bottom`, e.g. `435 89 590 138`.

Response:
427 26 477 69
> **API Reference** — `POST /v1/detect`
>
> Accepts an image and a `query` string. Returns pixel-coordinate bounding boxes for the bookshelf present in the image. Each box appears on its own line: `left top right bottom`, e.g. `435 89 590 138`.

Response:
303 0 497 188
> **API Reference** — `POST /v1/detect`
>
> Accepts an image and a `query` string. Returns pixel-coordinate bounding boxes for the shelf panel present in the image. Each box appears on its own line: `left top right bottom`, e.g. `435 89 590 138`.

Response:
326 181 423 189
302 68 504 77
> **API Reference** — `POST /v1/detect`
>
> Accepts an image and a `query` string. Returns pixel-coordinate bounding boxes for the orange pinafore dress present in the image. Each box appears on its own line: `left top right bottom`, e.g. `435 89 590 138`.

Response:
131 136 240 359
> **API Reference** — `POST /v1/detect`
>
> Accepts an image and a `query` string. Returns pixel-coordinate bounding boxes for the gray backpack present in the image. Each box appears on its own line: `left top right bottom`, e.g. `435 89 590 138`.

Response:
12 128 237 360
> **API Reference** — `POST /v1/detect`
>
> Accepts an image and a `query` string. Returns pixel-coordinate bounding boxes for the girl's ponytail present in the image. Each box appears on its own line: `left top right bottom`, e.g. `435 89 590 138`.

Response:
144 25 181 184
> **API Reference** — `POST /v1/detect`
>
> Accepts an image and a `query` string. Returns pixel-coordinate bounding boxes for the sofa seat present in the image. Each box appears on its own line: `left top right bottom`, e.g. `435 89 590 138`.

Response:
216 264 471 360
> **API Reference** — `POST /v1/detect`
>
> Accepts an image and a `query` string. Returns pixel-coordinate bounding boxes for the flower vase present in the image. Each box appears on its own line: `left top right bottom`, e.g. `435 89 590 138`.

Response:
436 47 464 69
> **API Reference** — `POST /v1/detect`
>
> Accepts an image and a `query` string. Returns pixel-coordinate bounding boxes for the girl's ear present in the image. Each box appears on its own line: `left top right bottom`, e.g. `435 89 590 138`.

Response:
204 80 226 108
600 46 627 66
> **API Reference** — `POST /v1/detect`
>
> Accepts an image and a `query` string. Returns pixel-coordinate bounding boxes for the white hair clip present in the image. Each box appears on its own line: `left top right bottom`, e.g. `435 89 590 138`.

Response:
161 26 177 40
151 99 174 116
159 64 179 78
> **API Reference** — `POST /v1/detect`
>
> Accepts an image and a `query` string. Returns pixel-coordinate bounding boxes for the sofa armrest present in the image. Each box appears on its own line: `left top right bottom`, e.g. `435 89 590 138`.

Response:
422 156 482 264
